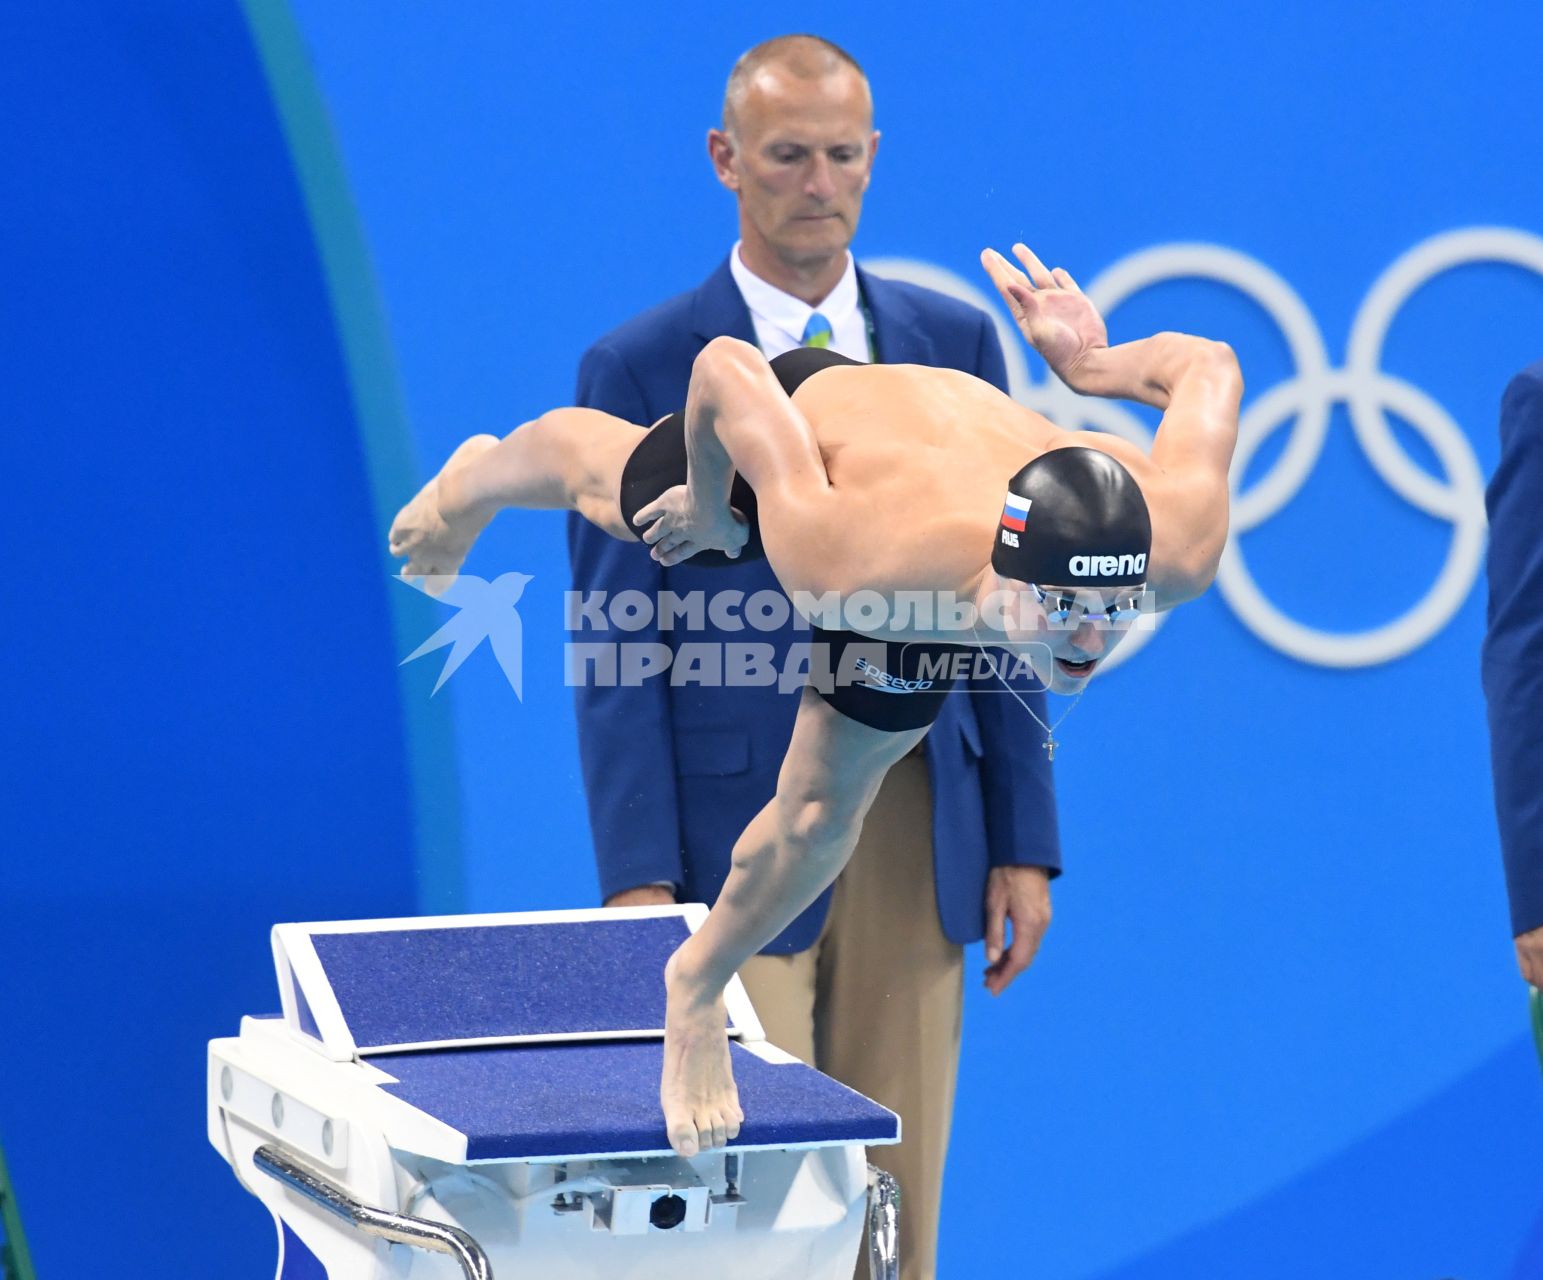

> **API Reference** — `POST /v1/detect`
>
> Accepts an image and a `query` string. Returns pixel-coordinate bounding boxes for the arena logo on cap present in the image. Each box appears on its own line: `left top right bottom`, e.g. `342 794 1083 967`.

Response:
1068 553 1147 578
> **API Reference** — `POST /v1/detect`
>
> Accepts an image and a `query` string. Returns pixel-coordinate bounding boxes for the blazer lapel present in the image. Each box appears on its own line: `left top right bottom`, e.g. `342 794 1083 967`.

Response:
691 257 759 347
859 266 937 367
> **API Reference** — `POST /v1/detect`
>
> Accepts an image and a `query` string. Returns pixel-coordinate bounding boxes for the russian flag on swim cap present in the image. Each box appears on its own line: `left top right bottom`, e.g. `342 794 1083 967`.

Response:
1000 493 1031 532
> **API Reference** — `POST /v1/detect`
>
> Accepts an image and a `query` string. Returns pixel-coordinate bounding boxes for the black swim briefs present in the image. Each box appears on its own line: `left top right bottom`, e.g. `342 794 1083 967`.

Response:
617 347 862 564
615 346 968 733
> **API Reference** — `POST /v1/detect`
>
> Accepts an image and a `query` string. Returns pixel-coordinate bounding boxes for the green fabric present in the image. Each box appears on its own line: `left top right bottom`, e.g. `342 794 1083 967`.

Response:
0 1139 36 1280
859 294 878 362
1532 988 1543 1081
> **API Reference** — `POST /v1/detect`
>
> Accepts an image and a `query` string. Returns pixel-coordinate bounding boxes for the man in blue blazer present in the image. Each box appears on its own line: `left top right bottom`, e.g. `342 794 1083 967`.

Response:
568 37 1060 1279
1483 359 1543 988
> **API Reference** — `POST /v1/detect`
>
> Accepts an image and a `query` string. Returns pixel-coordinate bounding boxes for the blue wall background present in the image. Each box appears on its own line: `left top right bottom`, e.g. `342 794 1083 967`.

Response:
2 2 1541 1276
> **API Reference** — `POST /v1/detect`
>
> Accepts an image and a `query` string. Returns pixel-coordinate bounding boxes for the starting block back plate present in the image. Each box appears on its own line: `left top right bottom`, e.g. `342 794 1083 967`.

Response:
272 907 760 1059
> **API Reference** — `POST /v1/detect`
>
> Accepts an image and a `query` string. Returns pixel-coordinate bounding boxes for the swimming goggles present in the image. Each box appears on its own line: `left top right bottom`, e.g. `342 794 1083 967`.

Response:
1030 583 1149 628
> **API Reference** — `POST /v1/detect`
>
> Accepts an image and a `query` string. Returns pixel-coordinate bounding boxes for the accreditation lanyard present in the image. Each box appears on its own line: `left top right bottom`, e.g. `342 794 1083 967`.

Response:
859 290 879 363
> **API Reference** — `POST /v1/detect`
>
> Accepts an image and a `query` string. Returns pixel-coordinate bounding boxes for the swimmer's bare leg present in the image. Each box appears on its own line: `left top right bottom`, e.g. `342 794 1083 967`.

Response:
388 408 645 590
661 690 926 1156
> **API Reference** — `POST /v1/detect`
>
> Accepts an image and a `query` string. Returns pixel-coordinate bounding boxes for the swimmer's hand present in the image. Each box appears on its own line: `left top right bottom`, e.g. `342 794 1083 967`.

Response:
633 485 749 567
389 434 500 595
981 244 1109 391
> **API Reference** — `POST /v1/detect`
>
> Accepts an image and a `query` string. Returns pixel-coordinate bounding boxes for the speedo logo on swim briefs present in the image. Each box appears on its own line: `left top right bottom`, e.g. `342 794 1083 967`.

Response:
1068 553 1148 578
855 656 934 694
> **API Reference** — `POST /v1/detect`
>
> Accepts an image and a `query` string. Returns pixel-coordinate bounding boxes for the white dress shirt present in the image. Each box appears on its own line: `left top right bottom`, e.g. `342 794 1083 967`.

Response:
729 242 871 363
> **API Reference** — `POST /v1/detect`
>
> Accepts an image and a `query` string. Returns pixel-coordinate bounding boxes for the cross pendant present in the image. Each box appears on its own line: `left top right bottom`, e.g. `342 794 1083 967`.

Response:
1044 737 1057 762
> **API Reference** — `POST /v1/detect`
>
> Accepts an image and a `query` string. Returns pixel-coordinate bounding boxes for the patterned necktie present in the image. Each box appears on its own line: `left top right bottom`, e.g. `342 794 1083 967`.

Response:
801 312 833 349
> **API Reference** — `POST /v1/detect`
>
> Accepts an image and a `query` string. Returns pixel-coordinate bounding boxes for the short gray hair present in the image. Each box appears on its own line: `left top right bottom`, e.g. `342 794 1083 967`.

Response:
722 35 871 136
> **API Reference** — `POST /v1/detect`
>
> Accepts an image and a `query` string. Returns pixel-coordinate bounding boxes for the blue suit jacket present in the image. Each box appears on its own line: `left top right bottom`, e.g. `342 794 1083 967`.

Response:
1483 359 1543 937
568 256 1062 952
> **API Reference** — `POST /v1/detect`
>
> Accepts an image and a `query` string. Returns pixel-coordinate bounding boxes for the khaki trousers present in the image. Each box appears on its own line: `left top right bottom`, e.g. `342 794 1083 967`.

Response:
737 752 964 1280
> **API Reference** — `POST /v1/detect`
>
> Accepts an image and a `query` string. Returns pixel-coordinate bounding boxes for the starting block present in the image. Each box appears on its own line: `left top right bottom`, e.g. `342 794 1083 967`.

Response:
208 906 901 1278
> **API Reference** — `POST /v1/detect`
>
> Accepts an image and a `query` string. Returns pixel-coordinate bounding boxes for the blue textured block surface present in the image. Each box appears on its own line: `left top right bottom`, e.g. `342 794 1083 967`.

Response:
367 1040 899 1160
311 917 692 1046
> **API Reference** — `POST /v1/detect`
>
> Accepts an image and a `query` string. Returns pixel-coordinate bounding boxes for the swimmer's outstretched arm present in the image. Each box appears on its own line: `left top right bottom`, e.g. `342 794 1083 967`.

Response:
982 243 1243 589
635 337 833 568
982 244 1241 466
1063 326 1241 586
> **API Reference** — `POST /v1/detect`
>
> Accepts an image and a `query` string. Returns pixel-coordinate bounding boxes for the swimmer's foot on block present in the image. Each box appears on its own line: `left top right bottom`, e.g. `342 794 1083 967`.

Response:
661 948 744 1157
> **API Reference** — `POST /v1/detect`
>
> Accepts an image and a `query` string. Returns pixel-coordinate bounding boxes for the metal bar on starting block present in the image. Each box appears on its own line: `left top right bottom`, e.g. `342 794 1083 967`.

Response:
865 1165 899 1280
254 1144 492 1280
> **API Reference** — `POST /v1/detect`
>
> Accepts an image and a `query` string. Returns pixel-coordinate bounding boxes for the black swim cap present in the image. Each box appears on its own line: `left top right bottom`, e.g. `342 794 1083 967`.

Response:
992 447 1152 587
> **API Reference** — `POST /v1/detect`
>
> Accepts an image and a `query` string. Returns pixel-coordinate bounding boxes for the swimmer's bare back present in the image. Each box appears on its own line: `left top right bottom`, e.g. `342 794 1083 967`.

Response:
658 245 1241 629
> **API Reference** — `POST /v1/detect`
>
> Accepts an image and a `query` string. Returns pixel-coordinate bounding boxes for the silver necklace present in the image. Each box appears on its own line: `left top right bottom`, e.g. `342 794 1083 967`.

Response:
969 626 1085 762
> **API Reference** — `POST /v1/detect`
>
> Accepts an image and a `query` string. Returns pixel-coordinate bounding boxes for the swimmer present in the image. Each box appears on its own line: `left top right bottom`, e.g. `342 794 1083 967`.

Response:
389 243 1242 1157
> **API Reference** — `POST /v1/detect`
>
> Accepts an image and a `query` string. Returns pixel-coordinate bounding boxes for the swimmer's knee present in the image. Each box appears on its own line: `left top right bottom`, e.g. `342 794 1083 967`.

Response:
576 493 637 542
774 790 864 860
